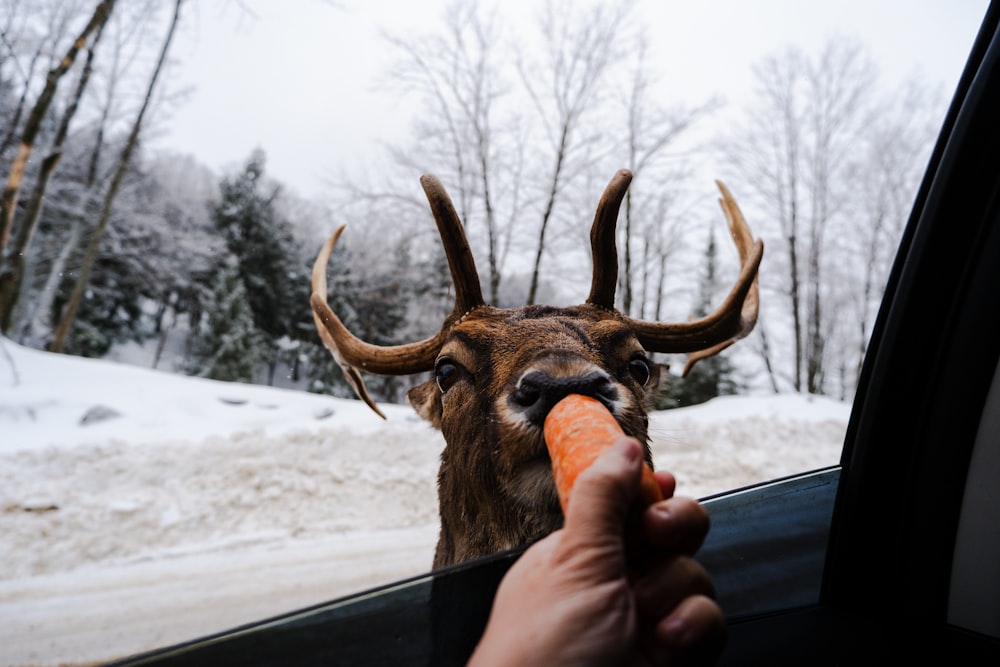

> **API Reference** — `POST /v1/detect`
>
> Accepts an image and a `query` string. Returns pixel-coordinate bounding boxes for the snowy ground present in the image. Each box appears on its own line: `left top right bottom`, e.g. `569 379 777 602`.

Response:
0 338 851 666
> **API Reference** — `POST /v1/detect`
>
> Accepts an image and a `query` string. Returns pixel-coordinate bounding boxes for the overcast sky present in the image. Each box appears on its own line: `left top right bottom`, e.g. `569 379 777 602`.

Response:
151 0 991 201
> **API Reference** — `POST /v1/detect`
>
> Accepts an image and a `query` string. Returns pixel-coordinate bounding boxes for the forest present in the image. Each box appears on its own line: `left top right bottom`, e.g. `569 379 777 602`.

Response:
0 0 946 407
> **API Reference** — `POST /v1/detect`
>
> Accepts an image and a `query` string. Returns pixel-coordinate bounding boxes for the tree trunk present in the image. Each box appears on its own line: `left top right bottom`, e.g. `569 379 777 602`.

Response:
0 15 107 332
19 217 82 346
0 153 60 332
0 45 43 159
0 0 114 262
479 149 500 305
857 206 886 387
787 227 803 392
806 240 825 394
152 302 176 369
654 251 666 322
622 189 633 315
266 346 278 386
20 84 111 347
526 124 569 306
51 0 183 353
758 326 781 394
290 345 301 383
639 229 650 320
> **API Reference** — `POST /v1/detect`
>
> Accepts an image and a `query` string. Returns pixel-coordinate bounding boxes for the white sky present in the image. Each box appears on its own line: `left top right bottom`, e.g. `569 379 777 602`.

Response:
151 0 992 200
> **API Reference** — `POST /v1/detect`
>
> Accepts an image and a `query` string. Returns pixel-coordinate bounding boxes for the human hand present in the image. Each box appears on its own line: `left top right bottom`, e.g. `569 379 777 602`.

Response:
467 437 724 666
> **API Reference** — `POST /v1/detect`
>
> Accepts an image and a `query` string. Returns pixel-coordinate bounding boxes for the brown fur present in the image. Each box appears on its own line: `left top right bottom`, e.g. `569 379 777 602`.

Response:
408 304 659 568
312 172 760 569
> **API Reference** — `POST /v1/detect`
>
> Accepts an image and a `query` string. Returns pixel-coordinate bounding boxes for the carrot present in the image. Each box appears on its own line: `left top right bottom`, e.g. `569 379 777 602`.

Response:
543 393 663 514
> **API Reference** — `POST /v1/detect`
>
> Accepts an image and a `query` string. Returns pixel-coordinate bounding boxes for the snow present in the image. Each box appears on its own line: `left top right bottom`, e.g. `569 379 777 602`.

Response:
0 338 850 666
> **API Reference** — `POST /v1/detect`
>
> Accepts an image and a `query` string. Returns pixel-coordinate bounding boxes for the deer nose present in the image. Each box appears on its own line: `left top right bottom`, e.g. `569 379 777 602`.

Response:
510 370 619 427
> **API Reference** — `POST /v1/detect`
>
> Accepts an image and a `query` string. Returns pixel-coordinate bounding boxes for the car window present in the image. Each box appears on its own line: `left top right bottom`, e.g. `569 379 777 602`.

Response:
0 2 990 665
99 466 841 667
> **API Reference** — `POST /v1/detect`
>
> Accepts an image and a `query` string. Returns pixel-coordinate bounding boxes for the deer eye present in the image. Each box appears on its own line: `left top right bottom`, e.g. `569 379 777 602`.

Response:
627 357 652 386
435 359 461 393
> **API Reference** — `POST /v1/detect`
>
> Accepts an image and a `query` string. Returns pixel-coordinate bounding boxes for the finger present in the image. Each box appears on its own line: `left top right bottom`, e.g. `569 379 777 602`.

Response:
633 556 716 620
642 496 711 555
555 437 643 568
656 594 727 663
653 469 677 499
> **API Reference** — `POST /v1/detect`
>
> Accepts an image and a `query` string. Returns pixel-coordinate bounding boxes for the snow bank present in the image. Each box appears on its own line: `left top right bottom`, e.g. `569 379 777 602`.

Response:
649 393 850 496
0 339 417 453
1 425 443 580
0 339 850 666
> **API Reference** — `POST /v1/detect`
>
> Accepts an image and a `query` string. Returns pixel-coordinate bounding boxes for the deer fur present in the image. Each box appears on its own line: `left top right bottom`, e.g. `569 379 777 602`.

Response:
310 170 762 568
407 304 657 566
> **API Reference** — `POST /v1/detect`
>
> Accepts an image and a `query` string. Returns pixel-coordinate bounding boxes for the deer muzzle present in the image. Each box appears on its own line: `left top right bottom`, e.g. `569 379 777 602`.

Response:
509 367 620 427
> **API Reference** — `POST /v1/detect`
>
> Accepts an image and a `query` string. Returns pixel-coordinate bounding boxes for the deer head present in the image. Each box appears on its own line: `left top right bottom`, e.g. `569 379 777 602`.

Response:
311 169 762 568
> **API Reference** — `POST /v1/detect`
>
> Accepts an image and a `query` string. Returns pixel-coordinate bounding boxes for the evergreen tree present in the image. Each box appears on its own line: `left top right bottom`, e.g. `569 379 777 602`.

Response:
211 150 306 383
58 252 148 357
657 355 740 409
188 261 264 382
50 145 163 357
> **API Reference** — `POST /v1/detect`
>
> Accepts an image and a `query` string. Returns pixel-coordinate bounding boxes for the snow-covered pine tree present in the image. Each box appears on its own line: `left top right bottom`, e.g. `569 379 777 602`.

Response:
188 261 264 383
210 150 307 384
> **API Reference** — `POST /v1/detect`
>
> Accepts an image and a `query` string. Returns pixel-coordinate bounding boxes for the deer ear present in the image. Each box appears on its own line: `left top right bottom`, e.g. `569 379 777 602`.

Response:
407 380 443 428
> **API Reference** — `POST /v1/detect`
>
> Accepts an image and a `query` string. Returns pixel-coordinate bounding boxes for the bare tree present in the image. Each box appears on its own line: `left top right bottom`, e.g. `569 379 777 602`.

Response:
0 6 109 332
727 48 806 392
725 38 940 395
0 15 44 160
0 0 114 264
640 192 687 323
375 0 720 322
846 77 942 383
360 0 733 328
520 0 634 305
383 2 512 304
617 38 717 316
16 4 130 347
801 41 875 393
51 0 183 353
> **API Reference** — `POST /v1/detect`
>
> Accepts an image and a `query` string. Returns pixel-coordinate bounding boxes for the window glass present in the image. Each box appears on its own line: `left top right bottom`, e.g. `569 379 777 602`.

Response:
0 2 988 664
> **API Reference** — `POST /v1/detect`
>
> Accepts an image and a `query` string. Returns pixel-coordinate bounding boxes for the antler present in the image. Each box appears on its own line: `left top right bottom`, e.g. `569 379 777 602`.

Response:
669 181 762 376
586 172 763 376
310 175 485 417
586 169 633 309
313 171 761 417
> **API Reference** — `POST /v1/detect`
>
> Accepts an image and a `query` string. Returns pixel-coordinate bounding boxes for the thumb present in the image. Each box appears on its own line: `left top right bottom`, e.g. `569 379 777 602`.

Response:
556 437 644 570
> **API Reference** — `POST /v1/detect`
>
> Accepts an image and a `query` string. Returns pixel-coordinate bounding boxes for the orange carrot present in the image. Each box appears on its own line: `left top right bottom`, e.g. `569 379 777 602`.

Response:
543 394 663 514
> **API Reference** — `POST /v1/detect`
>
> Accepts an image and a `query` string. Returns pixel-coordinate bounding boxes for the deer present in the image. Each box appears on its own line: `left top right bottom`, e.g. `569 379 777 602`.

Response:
310 169 762 569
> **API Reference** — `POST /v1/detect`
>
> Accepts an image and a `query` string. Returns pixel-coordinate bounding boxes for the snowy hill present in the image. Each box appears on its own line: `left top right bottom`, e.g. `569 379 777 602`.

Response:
0 338 850 666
